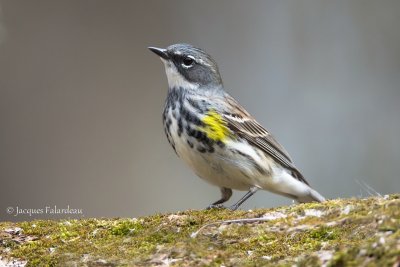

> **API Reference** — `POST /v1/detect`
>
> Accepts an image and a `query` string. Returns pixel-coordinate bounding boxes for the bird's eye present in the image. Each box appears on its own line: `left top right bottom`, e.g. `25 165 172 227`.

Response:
182 56 195 68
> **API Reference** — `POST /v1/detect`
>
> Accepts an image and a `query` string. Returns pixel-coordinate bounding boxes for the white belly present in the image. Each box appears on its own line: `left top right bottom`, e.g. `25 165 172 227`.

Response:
177 141 250 190
172 128 272 191
165 109 314 200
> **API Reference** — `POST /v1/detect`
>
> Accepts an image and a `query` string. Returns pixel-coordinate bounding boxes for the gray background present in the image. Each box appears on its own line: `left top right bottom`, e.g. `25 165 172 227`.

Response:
1 0 399 221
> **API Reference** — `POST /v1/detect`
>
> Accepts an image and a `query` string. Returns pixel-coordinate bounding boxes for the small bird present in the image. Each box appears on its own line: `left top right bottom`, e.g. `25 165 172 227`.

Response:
149 43 325 210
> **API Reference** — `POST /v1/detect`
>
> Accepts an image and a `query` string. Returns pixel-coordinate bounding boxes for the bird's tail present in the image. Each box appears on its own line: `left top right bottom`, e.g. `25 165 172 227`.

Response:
297 188 326 203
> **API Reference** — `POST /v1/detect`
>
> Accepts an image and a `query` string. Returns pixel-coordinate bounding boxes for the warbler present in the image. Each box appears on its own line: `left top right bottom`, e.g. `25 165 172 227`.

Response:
149 43 325 210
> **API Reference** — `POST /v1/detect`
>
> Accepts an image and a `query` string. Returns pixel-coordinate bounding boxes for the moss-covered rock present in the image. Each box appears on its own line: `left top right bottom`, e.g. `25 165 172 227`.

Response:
1 195 399 266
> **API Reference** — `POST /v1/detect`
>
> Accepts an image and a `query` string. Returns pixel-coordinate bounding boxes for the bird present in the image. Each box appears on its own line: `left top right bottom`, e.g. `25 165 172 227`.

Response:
148 43 325 210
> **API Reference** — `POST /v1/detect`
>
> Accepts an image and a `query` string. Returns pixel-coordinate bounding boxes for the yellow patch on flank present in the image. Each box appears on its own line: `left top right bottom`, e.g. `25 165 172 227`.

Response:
200 110 230 142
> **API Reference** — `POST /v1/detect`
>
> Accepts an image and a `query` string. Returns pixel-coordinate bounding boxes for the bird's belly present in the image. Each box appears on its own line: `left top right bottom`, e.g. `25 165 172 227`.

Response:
175 137 313 200
164 107 274 191
173 137 271 191
176 144 250 190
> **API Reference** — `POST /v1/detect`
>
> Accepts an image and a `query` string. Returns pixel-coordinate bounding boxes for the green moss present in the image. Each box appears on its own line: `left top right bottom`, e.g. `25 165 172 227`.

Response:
0 195 399 266
110 219 142 236
308 226 340 241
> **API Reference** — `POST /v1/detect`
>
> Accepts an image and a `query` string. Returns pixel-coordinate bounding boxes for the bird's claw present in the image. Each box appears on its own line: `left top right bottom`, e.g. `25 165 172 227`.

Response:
228 204 239 211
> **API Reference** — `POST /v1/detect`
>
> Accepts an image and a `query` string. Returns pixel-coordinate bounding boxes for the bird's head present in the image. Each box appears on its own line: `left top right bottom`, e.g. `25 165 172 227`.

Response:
149 43 223 90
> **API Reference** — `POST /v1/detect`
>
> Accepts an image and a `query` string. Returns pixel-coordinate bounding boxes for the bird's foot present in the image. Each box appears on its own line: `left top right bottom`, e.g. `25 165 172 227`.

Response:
227 204 240 211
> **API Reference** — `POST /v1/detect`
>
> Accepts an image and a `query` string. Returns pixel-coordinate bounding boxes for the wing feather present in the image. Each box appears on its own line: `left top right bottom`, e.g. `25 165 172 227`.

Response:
222 95 310 185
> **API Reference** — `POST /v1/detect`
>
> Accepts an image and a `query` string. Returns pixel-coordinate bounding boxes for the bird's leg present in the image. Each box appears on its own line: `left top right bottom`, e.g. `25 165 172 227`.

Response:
229 186 259 211
206 187 232 209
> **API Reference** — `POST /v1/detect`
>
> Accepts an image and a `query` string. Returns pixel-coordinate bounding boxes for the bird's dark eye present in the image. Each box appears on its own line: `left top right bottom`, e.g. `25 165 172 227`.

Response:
182 56 195 68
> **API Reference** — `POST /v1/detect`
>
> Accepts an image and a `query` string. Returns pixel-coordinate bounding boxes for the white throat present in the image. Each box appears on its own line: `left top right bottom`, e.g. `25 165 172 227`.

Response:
161 59 199 90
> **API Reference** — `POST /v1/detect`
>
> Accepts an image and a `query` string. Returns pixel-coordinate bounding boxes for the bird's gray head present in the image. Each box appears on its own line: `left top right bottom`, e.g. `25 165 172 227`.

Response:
148 43 223 90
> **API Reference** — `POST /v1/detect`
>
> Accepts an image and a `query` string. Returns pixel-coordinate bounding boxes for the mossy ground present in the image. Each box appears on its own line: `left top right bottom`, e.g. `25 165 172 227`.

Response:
1 195 399 266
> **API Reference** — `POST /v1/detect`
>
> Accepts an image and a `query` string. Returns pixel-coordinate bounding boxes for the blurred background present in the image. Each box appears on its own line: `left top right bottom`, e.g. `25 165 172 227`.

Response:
1 0 399 221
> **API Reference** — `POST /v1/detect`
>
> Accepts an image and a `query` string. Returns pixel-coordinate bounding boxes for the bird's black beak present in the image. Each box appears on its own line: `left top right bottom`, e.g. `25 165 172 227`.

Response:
148 47 169 60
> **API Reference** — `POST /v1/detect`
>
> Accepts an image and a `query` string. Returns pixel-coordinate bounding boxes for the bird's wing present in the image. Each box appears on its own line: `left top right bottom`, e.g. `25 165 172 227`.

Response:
222 95 310 186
